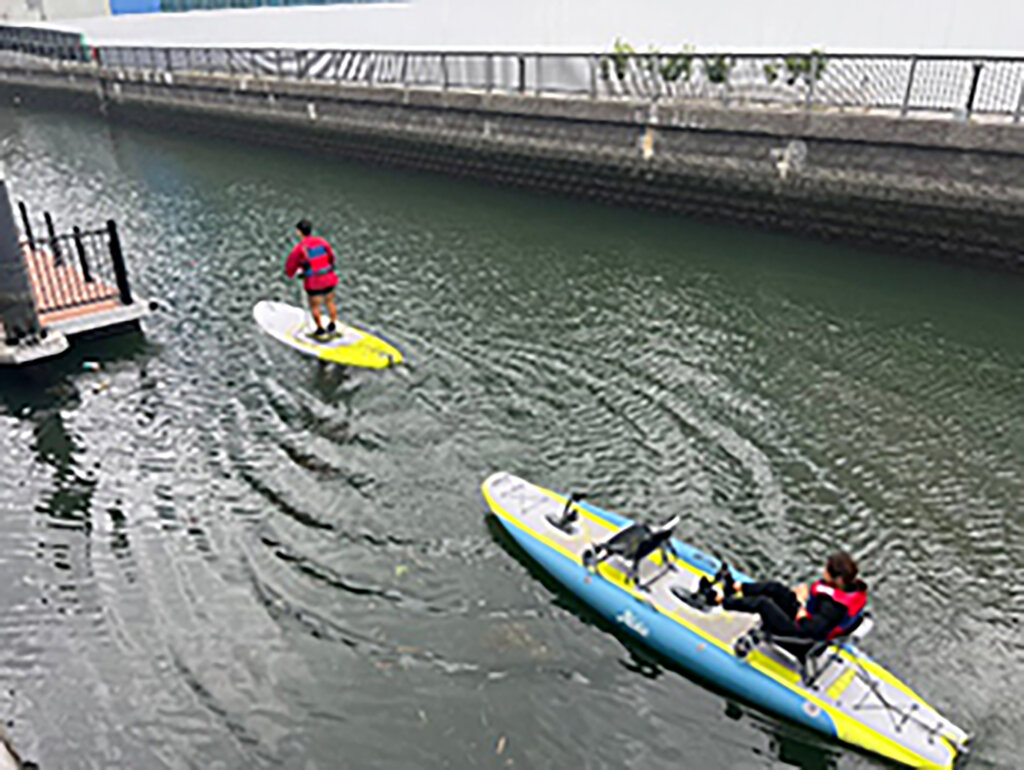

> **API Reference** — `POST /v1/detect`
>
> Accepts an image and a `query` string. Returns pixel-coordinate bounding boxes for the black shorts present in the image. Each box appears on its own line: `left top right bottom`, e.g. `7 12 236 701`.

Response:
306 286 335 297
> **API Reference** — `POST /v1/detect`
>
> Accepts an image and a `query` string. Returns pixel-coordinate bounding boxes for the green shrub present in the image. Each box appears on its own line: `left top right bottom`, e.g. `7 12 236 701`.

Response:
782 49 828 86
600 37 636 81
704 55 733 85
659 45 695 82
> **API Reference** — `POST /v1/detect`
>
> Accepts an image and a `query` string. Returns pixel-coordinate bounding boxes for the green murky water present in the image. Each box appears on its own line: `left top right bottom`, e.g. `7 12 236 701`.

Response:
0 104 1021 769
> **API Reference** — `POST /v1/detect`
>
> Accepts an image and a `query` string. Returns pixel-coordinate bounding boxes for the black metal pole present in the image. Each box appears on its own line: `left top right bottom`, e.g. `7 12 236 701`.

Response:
965 61 983 117
107 220 133 305
18 201 35 251
73 226 92 282
44 211 62 264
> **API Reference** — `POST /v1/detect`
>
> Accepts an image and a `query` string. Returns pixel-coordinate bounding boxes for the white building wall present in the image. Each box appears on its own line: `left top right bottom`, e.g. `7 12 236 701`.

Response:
2 0 107 22
28 0 1024 55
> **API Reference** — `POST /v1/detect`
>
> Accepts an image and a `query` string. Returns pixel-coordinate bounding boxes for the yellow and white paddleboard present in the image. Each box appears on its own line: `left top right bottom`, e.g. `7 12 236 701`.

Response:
253 300 403 369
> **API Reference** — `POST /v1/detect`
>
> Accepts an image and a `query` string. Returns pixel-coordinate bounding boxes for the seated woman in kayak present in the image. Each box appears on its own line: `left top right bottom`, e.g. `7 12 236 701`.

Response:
699 551 868 642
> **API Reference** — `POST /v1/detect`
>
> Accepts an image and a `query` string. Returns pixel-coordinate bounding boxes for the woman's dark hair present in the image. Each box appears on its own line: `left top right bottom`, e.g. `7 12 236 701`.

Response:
827 551 866 591
296 219 313 236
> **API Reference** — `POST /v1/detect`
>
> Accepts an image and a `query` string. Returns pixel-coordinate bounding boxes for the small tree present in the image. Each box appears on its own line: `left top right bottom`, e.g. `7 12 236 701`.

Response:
782 49 828 86
703 54 733 85
659 45 695 83
600 37 636 81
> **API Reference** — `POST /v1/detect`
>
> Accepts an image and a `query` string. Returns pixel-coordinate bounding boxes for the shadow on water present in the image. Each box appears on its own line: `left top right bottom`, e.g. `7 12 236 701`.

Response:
484 511 866 770
0 329 151 551
309 359 354 404
0 329 150 414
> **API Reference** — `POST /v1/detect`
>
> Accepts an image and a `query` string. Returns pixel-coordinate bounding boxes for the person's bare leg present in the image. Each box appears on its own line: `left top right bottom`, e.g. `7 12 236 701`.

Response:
325 293 338 327
309 294 324 331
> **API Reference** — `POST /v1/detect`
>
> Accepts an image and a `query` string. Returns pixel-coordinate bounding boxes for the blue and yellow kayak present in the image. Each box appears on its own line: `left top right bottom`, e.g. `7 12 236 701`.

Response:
482 472 971 769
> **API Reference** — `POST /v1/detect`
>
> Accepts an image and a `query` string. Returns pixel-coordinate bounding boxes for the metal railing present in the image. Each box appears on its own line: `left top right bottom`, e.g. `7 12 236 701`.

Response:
93 47 1024 122
17 203 133 316
3 20 1024 122
0 25 89 63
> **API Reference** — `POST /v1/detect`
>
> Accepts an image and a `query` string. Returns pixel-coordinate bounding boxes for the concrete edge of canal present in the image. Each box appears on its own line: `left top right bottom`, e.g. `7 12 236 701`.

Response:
2 52 1023 271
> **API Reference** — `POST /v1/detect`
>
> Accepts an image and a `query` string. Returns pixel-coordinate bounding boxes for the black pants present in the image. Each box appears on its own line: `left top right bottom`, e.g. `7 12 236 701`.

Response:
722 581 807 638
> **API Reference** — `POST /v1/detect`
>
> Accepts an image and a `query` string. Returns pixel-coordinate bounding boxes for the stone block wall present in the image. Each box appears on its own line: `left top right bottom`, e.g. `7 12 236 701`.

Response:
2 53 1022 269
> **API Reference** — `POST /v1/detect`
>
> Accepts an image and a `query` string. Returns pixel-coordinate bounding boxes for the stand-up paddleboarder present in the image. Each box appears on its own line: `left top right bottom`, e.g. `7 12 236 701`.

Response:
285 219 339 338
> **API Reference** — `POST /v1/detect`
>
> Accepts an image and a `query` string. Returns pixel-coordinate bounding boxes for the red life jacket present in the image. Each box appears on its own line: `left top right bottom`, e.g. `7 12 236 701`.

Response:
806 581 868 640
298 236 338 292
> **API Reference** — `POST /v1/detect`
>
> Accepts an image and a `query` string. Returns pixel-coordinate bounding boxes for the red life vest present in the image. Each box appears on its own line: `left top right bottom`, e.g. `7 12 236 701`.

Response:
806 581 868 640
299 237 337 292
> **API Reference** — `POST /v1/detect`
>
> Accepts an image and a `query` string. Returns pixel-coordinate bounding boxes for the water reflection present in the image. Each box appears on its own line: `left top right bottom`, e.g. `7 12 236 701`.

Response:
0 331 149 582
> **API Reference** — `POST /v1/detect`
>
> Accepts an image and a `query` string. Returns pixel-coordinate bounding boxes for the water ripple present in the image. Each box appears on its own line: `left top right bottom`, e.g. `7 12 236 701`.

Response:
1 104 1022 769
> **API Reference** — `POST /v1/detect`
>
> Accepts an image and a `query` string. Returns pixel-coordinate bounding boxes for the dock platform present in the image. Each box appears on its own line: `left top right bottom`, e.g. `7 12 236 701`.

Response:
0 207 149 365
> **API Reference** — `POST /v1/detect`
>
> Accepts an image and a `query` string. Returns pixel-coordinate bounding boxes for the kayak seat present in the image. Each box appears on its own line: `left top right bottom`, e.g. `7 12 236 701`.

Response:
582 516 681 588
734 610 874 688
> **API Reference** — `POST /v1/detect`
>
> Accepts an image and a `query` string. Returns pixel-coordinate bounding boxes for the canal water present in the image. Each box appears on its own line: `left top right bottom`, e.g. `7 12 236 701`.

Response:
0 104 1021 769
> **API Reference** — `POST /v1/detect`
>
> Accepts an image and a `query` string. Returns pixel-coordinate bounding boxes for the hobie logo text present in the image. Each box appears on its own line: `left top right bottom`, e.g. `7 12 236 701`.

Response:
617 609 650 637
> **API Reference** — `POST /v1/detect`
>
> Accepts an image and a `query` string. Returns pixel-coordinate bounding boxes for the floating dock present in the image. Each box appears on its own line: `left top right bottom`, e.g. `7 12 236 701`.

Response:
0 182 150 365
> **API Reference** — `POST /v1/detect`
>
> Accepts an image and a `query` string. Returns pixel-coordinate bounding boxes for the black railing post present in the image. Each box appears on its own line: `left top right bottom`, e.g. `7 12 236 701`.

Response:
73 226 92 282
17 201 35 252
964 61 983 118
44 211 62 264
805 54 819 109
900 55 918 116
107 220 133 305
517 55 525 93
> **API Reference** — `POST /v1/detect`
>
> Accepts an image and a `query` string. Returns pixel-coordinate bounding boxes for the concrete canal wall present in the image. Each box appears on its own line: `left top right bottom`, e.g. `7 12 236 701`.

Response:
2 52 1023 270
